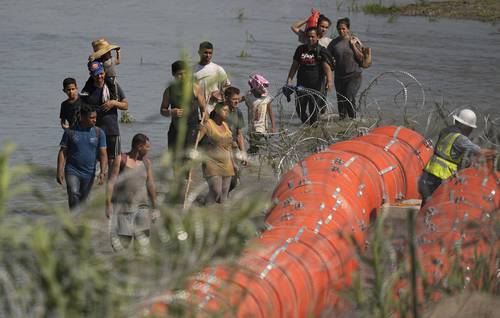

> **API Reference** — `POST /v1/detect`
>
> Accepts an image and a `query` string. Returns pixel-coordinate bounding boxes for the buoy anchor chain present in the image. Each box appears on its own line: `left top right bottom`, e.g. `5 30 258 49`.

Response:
314 219 323 234
481 176 489 187
344 156 357 167
357 184 366 197
332 199 342 211
378 165 397 175
485 189 496 201
332 187 341 199
384 139 396 151
393 126 403 139
259 227 306 280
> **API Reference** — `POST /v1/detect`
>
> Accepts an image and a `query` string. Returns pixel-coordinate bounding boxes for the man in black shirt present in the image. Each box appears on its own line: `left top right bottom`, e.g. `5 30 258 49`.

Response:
81 61 128 163
287 27 333 125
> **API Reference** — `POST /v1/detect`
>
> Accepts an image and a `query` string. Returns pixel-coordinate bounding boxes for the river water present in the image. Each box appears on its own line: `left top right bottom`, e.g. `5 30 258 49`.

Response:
1 0 499 206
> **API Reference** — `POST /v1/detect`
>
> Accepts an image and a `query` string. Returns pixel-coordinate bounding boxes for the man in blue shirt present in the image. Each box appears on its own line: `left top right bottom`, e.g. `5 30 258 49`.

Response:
57 104 108 209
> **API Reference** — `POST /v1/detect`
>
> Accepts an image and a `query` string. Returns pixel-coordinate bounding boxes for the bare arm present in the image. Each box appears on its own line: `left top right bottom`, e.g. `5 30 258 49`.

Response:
98 147 108 185
236 129 248 165
350 38 364 63
291 18 308 35
116 98 128 110
267 101 276 133
160 87 171 117
144 158 157 209
101 98 128 111
106 154 121 218
236 129 245 152
115 49 121 65
287 60 300 85
198 124 207 141
60 119 69 129
322 61 333 92
56 148 66 184
194 83 207 121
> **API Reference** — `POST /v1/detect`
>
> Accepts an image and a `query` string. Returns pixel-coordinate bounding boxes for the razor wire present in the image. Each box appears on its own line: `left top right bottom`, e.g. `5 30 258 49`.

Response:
256 71 497 185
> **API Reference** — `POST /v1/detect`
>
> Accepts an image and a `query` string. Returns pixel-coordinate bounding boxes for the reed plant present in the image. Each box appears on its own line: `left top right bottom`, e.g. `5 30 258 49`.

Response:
0 94 266 317
343 204 499 317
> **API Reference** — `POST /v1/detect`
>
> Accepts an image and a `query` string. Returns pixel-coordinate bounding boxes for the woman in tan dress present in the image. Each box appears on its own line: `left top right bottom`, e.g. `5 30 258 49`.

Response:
198 103 235 204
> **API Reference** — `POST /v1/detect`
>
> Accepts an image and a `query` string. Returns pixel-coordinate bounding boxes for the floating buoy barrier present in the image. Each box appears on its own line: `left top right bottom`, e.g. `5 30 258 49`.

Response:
147 126 434 317
415 165 499 296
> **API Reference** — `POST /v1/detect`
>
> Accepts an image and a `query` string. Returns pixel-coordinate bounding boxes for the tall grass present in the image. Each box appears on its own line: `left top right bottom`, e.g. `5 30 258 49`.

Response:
0 131 266 316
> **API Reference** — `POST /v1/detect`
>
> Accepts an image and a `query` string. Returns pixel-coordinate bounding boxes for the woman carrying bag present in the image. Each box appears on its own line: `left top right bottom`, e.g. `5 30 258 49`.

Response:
327 17 370 120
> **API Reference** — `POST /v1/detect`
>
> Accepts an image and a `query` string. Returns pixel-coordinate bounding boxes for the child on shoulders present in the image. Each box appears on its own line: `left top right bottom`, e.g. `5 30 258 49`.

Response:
83 38 121 101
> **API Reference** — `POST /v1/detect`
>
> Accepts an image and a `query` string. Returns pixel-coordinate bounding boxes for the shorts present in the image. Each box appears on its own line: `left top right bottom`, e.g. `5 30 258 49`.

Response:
106 135 121 159
167 125 198 155
110 207 151 237
248 132 267 154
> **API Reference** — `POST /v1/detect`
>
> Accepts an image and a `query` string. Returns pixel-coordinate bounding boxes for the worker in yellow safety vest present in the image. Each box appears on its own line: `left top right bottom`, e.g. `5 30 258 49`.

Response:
418 109 483 205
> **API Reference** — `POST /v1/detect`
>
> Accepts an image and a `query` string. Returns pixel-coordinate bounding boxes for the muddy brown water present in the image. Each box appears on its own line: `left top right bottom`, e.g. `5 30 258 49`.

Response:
1 0 499 206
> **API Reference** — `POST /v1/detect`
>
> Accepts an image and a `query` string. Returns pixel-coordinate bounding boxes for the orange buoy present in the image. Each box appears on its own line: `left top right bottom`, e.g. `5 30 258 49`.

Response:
146 126 432 317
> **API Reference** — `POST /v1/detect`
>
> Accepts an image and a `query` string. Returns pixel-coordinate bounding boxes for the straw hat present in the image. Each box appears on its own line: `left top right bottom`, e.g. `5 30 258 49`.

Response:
88 38 120 61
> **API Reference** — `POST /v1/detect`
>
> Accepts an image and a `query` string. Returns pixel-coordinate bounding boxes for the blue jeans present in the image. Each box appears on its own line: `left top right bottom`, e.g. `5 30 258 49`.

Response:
418 171 442 207
335 73 362 119
65 174 94 209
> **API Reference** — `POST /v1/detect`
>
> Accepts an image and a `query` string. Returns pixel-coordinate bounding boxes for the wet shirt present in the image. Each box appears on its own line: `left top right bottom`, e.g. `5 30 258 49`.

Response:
60 125 106 179
81 82 126 136
226 108 245 142
59 98 84 128
193 62 230 114
327 37 361 80
112 156 149 212
293 44 329 90
167 81 200 128
245 92 272 134
201 119 234 177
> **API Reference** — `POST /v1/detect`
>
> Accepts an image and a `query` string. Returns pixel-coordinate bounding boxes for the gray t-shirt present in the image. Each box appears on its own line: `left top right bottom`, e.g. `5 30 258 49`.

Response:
327 37 362 80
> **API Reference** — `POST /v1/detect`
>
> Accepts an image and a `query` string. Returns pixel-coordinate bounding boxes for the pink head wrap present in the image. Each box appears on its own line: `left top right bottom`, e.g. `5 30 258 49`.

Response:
248 74 270 97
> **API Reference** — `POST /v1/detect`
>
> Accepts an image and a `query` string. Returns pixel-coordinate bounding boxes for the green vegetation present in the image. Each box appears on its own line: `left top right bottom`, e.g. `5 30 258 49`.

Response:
387 14 398 23
362 0 500 22
362 3 399 15
0 142 266 317
238 50 251 58
236 8 246 22
343 205 499 317
119 110 135 124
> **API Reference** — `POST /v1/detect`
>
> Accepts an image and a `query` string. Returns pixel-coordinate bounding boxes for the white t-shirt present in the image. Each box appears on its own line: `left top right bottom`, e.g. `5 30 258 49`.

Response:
245 91 272 134
193 62 230 114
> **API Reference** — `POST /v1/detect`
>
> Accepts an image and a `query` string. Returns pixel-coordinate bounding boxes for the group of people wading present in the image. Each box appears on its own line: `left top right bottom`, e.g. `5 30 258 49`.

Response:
56 35 281 251
55 10 492 252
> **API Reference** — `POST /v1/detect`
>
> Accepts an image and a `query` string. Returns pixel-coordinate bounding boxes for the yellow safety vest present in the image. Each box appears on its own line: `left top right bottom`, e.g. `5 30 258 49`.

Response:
425 132 462 180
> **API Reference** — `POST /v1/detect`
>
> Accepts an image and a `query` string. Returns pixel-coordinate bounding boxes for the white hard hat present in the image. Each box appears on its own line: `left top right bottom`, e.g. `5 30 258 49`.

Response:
453 109 477 128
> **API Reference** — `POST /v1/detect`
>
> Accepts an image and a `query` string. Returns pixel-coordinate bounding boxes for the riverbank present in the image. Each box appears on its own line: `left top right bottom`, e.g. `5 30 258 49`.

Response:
363 0 500 22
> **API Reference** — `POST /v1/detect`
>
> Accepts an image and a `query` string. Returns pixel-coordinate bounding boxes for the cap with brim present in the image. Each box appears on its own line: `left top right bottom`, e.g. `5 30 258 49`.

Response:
88 61 104 76
453 115 477 128
89 38 120 61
